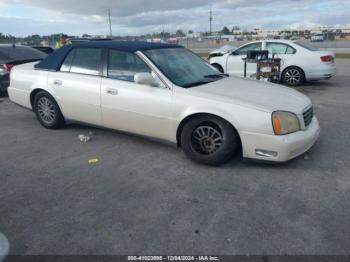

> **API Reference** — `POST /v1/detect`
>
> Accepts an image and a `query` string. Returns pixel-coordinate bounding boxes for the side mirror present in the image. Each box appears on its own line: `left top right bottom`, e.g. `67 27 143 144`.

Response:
230 51 239 56
134 72 156 86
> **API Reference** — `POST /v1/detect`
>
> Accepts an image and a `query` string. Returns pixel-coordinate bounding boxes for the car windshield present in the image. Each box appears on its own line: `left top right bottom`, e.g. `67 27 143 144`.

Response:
294 41 319 51
143 48 226 88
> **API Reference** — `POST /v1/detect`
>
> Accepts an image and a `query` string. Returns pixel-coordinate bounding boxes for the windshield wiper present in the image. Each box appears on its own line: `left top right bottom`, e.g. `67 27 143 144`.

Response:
203 73 228 78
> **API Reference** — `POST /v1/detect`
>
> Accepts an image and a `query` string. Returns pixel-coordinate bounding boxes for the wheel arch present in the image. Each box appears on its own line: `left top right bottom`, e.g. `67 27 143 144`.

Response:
176 112 242 149
210 63 224 73
30 88 48 109
281 65 306 80
30 88 61 112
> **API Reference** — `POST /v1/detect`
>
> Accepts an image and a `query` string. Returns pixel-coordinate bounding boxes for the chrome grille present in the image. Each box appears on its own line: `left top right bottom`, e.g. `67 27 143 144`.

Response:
303 107 314 127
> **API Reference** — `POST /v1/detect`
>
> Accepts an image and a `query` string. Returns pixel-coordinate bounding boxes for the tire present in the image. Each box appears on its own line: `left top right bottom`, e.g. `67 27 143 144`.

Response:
0 85 7 97
180 115 238 166
211 63 224 73
282 66 305 87
33 91 65 129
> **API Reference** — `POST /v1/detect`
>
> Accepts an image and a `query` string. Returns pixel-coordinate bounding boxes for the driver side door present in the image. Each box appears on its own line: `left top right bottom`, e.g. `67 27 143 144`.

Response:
226 42 262 77
101 49 173 141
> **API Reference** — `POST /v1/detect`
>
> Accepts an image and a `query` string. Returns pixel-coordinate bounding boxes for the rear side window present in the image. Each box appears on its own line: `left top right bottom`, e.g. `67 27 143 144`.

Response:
60 50 75 72
266 43 296 55
286 46 296 54
68 48 102 76
107 50 151 82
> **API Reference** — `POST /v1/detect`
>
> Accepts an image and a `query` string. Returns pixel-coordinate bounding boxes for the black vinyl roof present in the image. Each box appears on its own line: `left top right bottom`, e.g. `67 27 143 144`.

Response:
35 41 182 71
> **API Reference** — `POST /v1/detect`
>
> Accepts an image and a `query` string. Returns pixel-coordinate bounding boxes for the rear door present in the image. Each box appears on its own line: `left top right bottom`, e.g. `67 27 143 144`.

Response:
265 42 296 69
47 47 103 125
226 42 262 77
100 49 173 140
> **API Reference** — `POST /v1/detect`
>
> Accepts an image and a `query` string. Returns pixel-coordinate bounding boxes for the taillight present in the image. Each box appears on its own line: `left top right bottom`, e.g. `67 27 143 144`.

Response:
320 55 333 62
0 64 14 72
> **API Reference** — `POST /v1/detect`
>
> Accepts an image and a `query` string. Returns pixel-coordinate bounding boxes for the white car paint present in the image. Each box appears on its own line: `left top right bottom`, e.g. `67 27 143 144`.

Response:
8 48 320 163
210 40 336 83
209 44 236 57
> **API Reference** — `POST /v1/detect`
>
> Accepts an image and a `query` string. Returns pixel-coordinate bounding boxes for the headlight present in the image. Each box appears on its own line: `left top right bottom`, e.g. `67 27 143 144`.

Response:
272 111 300 135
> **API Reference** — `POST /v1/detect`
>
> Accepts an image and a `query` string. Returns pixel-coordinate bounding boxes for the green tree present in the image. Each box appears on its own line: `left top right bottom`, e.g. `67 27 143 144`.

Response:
221 26 230 35
176 29 185 37
232 26 240 31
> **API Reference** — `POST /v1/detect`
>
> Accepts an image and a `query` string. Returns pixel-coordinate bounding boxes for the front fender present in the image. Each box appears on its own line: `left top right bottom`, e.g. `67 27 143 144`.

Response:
173 101 274 144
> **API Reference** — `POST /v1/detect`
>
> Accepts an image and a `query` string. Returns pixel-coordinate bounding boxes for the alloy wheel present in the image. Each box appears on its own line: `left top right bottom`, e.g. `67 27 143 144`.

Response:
191 125 224 155
284 69 301 85
37 97 56 124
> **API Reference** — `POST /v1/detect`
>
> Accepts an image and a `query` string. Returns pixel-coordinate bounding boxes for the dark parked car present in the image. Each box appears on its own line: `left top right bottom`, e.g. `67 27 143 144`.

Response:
0 44 47 96
31 46 55 54
68 38 112 44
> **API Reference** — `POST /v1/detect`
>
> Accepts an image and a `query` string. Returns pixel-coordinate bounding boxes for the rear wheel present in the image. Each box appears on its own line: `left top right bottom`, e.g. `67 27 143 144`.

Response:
181 115 238 166
0 87 6 97
33 91 65 129
282 66 305 86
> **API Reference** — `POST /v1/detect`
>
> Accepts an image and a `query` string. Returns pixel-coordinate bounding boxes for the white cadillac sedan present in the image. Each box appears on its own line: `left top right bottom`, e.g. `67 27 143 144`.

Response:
210 40 336 86
8 41 320 165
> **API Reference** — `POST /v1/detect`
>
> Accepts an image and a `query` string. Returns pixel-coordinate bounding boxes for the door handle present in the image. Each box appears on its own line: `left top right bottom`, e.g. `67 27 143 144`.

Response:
106 88 118 95
53 79 62 86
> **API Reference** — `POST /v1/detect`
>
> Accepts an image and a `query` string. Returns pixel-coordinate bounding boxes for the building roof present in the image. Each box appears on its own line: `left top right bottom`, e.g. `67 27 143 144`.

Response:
35 41 182 71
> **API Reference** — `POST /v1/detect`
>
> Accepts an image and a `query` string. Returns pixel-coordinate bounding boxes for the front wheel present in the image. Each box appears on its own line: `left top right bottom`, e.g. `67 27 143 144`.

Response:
282 67 305 86
33 91 65 129
181 116 239 166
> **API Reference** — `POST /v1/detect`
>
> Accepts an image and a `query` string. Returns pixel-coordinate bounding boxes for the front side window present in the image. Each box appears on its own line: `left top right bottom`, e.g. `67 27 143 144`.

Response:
144 48 226 88
266 43 296 55
235 43 262 55
107 50 151 82
68 48 102 76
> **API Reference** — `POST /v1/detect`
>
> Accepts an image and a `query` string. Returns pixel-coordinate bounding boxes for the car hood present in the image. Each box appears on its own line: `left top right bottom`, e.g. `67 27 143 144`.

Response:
209 44 237 55
190 77 311 113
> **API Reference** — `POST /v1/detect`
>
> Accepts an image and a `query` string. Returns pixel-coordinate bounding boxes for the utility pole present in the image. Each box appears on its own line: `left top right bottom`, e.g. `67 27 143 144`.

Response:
209 8 213 36
108 8 113 38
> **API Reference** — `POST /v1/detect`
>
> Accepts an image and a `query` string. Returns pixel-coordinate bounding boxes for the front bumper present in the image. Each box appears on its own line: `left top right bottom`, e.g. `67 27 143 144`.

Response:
240 117 320 162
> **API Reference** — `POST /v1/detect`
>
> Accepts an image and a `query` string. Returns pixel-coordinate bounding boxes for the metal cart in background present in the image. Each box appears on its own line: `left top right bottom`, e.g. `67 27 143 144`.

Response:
243 50 281 83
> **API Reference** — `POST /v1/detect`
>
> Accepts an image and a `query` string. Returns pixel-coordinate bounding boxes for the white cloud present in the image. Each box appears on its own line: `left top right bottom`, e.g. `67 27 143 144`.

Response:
0 0 349 36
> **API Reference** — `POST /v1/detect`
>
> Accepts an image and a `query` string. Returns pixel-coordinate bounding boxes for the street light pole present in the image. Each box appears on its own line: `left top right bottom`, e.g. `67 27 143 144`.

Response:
108 8 113 38
209 9 213 36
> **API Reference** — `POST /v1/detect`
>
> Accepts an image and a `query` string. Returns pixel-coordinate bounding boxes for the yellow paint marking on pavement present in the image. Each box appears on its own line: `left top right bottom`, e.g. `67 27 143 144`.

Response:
88 158 99 164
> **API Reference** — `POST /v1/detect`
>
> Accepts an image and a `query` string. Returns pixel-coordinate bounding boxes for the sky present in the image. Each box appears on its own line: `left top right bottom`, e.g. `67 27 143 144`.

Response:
0 0 349 36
